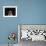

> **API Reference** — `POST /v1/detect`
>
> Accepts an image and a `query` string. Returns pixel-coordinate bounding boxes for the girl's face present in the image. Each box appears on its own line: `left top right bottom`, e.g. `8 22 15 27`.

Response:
8 10 13 15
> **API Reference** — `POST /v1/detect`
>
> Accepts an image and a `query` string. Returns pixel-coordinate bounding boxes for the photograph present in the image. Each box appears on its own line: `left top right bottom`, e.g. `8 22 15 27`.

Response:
3 6 17 17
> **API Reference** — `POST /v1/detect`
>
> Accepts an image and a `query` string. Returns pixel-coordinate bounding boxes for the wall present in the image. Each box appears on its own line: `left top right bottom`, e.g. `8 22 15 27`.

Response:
0 0 46 44
0 0 18 44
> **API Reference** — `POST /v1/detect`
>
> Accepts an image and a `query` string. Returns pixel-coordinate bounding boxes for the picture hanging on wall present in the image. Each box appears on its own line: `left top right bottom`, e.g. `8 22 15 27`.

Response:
3 6 17 17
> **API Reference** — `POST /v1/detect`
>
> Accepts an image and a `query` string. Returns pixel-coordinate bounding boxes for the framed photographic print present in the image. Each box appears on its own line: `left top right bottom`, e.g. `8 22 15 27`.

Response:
3 6 17 17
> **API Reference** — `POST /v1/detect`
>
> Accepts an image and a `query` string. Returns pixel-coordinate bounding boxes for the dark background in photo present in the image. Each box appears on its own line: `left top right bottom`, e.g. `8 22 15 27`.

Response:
5 8 16 16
